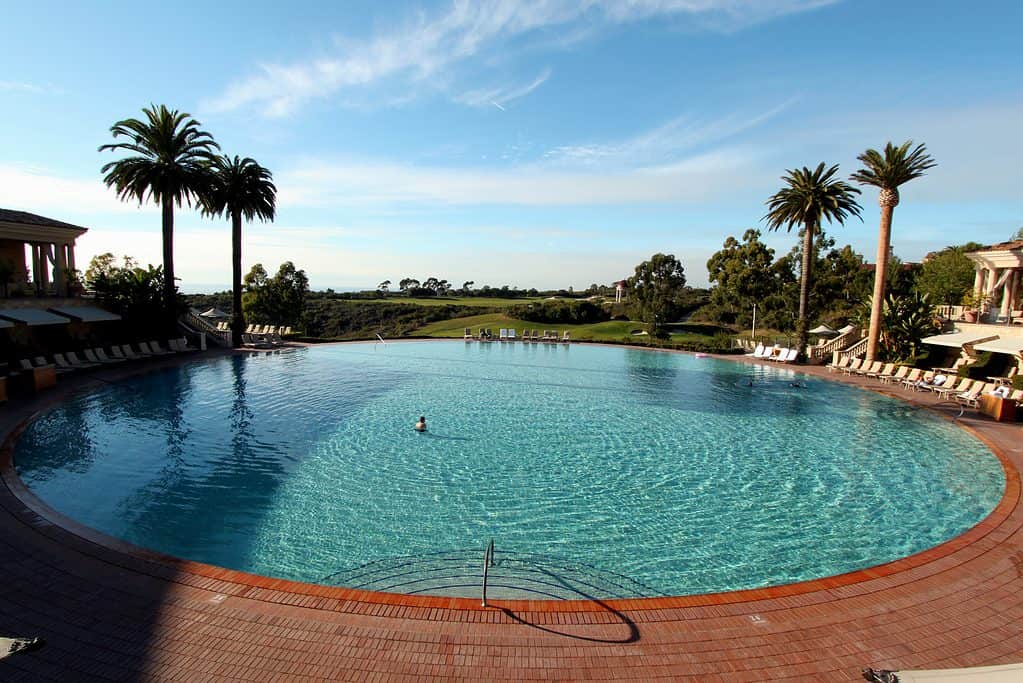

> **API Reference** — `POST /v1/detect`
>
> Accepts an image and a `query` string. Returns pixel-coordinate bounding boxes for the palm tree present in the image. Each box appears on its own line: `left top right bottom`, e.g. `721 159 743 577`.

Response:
764 163 862 361
851 141 936 362
201 155 277 347
100 104 219 324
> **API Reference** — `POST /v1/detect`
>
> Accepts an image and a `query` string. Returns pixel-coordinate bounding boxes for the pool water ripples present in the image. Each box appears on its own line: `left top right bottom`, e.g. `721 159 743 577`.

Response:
14 342 1005 597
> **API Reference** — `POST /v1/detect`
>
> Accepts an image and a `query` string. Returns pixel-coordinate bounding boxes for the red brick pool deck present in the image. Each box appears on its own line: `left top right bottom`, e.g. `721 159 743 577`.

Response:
2 348 1022 681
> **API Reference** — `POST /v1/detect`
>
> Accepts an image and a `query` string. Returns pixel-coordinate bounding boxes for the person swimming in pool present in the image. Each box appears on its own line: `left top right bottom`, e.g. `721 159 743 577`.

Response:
414 415 427 432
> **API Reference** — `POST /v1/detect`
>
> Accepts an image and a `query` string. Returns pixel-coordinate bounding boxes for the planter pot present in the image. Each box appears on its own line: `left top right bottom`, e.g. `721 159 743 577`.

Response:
964 310 978 323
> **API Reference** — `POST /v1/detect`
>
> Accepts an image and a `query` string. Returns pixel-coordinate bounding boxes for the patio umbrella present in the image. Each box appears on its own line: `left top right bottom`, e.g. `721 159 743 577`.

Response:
808 324 838 336
837 324 857 335
200 307 230 319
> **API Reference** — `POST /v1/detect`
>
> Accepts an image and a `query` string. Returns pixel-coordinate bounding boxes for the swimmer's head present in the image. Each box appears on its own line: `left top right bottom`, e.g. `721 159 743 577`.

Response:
419 416 425 421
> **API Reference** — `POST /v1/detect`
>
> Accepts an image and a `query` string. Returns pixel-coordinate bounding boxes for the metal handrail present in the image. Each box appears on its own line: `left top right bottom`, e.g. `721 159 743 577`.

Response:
481 539 495 607
183 310 230 347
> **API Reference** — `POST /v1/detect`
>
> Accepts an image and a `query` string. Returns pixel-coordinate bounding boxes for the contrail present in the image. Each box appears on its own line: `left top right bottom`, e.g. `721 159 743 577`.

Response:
491 101 506 111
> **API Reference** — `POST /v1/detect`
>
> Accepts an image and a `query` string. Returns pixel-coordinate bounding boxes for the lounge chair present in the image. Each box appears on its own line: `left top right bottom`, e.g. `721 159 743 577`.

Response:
899 368 923 389
826 356 850 373
144 341 173 355
37 356 72 375
65 351 100 369
121 344 148 360
954 383 986 409
109 346 129 361
498 329 508 341
507 329 516 341
464 327 473 340
83 349 116 365
778 348 799 363
282 326 293 335
934 377 973 400
18 359 34 372
880 365 910 384
854 361 883 376
868 362 895 379
561 331 570 343
52 354 77 372
841 358 863 375
747 343 765 358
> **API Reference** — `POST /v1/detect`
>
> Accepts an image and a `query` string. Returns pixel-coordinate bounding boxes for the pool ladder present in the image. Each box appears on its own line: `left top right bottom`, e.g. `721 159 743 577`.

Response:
481 539 495 606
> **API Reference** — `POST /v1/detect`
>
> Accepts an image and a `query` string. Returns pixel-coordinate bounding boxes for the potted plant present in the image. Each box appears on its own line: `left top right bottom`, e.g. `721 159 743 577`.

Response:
960 291 990 323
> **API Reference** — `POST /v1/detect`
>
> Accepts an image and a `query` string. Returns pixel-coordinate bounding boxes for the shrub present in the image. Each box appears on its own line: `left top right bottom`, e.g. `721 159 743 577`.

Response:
507 300 609 325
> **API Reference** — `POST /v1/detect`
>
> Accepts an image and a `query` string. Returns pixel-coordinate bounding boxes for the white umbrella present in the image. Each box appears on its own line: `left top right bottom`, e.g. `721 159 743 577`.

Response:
809 324 838 336
200 307 230 319
837 324 857 335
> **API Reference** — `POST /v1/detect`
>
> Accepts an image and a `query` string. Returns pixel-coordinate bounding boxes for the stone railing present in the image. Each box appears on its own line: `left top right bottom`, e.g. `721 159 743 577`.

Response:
182 310 231 347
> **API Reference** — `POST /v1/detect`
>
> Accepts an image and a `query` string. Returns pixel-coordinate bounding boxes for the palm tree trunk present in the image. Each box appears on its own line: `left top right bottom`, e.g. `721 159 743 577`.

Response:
796 220 814 361
232 211 244 348
865 204 894 362
161 196 176 331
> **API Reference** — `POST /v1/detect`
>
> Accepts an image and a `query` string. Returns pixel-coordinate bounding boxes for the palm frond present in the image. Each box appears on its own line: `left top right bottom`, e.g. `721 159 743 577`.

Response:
850 140 936 189
763 162 862 233
201 154 277 223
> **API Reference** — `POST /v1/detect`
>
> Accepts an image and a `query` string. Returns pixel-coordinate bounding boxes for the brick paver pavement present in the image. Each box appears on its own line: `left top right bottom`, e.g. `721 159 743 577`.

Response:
1 347 1021 681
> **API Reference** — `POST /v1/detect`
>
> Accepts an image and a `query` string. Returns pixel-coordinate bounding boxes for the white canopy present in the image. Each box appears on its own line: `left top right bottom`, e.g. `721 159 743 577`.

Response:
49 306 121 322
0 308 70 326
200 307 230 319
838 324 857 334
809 324 837 335
973 336 1023 356
921 332 999 348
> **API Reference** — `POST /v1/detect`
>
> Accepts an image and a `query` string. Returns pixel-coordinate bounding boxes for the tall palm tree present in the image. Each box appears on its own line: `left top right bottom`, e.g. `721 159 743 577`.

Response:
201 155 277 347
99 104 220 322
851 141 936 362
764 163 862 361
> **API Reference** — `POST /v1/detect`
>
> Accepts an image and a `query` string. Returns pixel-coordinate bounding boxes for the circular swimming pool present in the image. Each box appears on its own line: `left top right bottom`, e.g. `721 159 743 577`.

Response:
13 342 1005 598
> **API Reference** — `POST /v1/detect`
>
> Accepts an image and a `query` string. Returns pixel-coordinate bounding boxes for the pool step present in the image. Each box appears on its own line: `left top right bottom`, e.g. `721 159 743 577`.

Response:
319 551 663 600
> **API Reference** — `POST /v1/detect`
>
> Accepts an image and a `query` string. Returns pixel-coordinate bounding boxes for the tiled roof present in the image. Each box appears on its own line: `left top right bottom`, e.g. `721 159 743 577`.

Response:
967 239 1023 253
0 208 88 232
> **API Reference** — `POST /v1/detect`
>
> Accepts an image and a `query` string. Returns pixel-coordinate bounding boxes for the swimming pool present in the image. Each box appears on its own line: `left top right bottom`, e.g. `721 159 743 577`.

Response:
13 342 1005 598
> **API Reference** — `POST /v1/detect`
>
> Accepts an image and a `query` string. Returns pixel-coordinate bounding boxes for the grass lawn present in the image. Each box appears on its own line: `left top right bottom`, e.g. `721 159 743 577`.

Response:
414 313 718 344
346 296 544 308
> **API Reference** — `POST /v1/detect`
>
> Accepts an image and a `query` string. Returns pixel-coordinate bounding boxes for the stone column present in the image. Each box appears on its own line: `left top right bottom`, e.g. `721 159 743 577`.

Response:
55 242 68 296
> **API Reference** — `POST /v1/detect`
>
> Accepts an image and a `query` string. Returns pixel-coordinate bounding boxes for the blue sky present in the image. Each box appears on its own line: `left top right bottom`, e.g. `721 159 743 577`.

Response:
1 0 1020 292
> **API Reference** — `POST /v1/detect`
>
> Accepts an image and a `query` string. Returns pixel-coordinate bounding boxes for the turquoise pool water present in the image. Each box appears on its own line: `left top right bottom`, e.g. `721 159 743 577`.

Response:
14 342 1005 597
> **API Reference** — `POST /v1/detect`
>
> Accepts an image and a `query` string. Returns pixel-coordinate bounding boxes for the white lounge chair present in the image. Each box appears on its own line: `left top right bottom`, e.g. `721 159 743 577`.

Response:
561 331 570 343
144 341 173 355
746 343 765 358
507 329 516 341
778 348 798 363
65 351 100 369
121 344 148 360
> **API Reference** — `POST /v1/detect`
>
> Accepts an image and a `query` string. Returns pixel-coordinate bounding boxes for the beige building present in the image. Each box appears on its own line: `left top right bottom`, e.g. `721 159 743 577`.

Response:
966 239 1023 325
0 208 88 297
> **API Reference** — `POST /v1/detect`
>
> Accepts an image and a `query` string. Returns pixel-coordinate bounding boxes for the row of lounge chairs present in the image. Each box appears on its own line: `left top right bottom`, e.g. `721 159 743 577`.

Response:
746 344 798 363
827 356 1023 410
215 322 293 336
464 328 570 343
14 339 197 375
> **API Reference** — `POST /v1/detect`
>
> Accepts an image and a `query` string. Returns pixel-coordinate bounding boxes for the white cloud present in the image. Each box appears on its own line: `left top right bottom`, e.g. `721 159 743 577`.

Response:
545 100 794 168
205 0 837 117
276 145 763 209
0 165 156 217
455 67 552 108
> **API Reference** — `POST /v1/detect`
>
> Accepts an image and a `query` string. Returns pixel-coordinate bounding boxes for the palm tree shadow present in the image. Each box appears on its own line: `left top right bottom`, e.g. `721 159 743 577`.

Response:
494 566 640 644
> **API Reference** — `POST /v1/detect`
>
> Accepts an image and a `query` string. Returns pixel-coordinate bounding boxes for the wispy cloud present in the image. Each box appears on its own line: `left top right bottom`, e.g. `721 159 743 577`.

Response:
0 80 61 95
205 0 837 117
544 100 795 169
455 67 552 109
0 165 154 216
